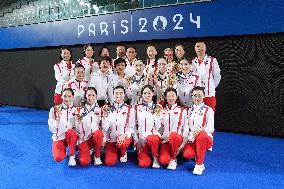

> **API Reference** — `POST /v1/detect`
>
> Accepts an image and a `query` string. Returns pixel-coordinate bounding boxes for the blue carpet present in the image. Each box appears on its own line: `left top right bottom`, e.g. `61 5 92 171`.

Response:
0 106 283 189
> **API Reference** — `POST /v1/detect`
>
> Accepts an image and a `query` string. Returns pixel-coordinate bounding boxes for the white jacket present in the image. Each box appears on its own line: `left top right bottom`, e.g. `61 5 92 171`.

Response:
114 75 131 102
133 102 162 144
125 58 136 77
176 71 200 108
127 74 146 106
76 57 99 81
66 78 88 107
154 72 170 101
160 104 189 142
187 102 214 142
48 103 76 142
144 59 158 86
192 55 221 97
89 70 117 104
102 103 135 142
54 60 74 94
74 104 102 144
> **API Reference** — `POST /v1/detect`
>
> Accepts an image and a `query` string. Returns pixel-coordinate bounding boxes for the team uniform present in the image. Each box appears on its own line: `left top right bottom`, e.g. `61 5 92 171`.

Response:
134 102 162 168
192 55 221 111
76 57 99 81
154 71 170 102
183 102 214 175
176 71 200 108
127 74 146 106
125 58 137 77
114 74 131 104
53 60 74 105
48 103 77 163
75 104 104 166
144 58 158 86
89 70 118 106
66 78 88 107
159 104 189 169
102 103 135 166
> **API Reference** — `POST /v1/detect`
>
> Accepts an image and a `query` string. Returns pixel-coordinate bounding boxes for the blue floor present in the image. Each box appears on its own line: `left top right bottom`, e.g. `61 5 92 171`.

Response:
0 106 283 189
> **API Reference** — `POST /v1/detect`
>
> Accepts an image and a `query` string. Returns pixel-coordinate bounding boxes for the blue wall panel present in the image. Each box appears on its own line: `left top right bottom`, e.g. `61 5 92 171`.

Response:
0 0 283 49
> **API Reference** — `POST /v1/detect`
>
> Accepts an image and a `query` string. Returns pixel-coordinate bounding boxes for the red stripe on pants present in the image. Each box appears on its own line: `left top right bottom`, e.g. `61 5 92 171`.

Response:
105 137 132 166
137 135 161 168
183 131 213 165
77 130 103 166
204 96 216 112
52 129 78 162
159 132 183 165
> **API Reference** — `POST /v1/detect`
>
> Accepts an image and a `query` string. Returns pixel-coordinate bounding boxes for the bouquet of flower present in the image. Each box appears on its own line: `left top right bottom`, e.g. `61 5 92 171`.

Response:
54 104 62 120
172 61 179 73
154 105 162 116
102 104 112 113
74 110 83 122
166 72 178 88
125 75 133 83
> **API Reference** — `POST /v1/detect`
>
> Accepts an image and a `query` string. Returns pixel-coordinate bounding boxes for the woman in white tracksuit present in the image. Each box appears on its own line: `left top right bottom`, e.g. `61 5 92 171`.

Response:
74 87 104 166
183 86 214 175
133 85 162 168
54 47 74 106
48 88 78 166
76 44 99 81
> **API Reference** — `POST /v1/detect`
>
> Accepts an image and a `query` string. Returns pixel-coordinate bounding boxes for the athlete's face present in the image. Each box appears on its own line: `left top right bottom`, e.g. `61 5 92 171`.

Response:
134 60 145 75
116 63 126 75
86 89 97 105
114 88 125 104
158 58 168 74
116 46 126 58
195 42 206 57
100 48 109 57
61 49 71 61
62 90 74 106
175 45 185 59
192 90 205 105
180 59 191 74
147 46 157 59
164 49 174 62
100 60 110 73
126 47 136 60
142 87 154 103
166 91 177 106
85 46 94 58
75 67 85 81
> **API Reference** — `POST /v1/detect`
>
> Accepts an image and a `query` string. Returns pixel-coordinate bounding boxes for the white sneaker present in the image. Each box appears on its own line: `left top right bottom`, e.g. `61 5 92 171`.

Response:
167 159 177 170
94 157 102 165
68 155 76 166
152 157 160 168
120 152 127 163
208 147 213 151
193 164 205 175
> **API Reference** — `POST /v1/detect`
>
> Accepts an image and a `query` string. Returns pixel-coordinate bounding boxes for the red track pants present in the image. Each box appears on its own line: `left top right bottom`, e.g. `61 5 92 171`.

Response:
105 137 132 166
183 131 213 165
137 135 161 168
159 132 183 165
52 129 78 162
77 130 104 166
